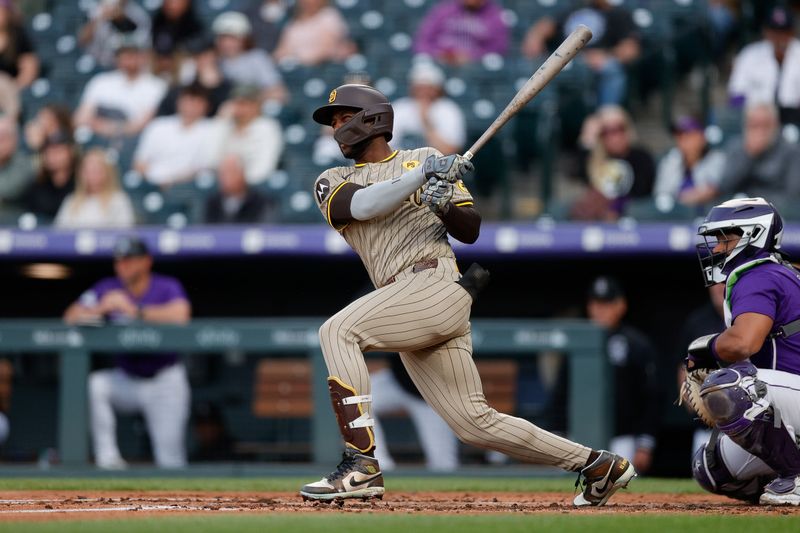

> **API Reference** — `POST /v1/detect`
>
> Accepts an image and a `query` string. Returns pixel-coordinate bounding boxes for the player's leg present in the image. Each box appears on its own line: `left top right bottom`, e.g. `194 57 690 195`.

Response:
406 394 459 471
370 368 407 471
398 334 634 506
699 362 800 505
139 364 190 468
692 430 775 503
609 435 635 463
87 368 138 469
302 262 470 500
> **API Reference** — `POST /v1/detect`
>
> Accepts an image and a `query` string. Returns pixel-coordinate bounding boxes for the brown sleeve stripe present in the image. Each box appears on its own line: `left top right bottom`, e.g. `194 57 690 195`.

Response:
326 181 352 232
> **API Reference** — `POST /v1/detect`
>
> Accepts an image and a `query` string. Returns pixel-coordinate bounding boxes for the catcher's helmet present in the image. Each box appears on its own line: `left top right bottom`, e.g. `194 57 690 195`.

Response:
312 84 393 145
696 197 784 286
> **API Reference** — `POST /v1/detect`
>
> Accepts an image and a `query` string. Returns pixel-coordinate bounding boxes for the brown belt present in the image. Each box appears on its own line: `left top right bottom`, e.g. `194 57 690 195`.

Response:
385 259 438 285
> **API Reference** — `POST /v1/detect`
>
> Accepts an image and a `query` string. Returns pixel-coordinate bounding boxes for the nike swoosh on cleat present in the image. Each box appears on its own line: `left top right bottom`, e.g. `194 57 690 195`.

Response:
589 464 614 499
343 472 381 491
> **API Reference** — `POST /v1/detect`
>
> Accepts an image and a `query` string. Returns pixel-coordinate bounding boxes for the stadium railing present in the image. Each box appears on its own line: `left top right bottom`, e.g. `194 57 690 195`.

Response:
0 318 608 467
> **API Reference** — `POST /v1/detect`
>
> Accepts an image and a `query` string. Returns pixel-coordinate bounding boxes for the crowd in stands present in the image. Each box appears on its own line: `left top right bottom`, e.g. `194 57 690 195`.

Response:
0 0 797 228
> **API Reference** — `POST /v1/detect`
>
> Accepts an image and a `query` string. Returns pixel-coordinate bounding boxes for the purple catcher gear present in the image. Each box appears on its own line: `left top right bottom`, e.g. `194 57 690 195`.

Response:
691 432 772 503
700 361 800 478
696 197 784 286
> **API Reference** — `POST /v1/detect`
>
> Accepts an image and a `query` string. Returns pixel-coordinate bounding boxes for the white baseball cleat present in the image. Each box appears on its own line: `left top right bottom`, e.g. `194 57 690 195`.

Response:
573 450 637 506
760 476 800 506
300 448 385 502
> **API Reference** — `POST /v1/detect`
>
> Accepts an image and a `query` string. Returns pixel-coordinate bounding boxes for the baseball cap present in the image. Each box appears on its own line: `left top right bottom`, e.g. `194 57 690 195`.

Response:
212 11 252 37
114 34 147 54
587 276 625 301
230 84 261 101
409 61 445 88
113 236 150 259
765 6 795 31
670 115 704 135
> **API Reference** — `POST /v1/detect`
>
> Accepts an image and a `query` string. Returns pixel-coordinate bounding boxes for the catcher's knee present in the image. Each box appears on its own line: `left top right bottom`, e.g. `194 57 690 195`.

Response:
692 438 765 503
700 361 767 431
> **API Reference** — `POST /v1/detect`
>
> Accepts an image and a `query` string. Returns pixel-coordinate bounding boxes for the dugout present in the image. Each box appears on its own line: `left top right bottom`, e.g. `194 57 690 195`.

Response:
0 221 792 475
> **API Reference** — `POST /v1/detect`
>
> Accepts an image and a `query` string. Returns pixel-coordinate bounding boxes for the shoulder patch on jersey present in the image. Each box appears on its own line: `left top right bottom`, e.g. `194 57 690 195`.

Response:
402 160 421 170
457 180 470 193
315 178 331 204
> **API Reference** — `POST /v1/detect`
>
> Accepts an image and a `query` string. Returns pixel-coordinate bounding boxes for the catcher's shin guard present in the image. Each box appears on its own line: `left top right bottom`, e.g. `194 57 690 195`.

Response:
328 376 375 454
701 362 800 477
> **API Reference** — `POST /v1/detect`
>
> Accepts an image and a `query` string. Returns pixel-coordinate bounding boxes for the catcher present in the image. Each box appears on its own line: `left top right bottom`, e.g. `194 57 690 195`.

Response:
683 197 800 505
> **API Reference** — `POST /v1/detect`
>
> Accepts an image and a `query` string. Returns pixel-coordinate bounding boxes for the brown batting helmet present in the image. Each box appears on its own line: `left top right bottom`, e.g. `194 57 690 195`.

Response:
312 84 394 145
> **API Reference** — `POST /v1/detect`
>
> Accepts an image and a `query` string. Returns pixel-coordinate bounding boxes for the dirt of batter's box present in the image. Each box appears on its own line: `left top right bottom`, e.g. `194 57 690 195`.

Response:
0 490 796 522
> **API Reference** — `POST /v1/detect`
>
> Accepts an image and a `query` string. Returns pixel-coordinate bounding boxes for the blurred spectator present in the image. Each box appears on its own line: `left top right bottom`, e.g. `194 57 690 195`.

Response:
160 37 232 117
708 1 738 60
522 0 640 106
210 85 284 185
371 358 459 472
391 61 465 155
653 116 725 208
0 117 32 215
0 0 38 91
570 105 655 220
414 0 508 66
585 276 658 474
212 11 287 103
716 102 800 202
74 37 167 140
151 0 204 58
21 132 77 221
134 83 216 187
63 236 191 470
728 5 800 125
54 148 135 229
203 153 273 224
676 283 725 458
79 0 151 69
273 0 355 66
244 0 289 53
24 104 73 152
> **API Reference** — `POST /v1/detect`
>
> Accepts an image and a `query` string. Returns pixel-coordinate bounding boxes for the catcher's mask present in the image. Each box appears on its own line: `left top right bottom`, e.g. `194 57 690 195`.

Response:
696 197 783 286
312 84 394 146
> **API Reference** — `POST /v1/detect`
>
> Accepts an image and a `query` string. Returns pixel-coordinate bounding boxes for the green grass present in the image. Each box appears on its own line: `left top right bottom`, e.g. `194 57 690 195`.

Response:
0 476 702 494
0 514 794 533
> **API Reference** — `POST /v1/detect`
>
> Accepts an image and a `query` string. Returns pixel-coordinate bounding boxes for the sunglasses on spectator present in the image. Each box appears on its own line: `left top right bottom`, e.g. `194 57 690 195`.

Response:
600 123 627 136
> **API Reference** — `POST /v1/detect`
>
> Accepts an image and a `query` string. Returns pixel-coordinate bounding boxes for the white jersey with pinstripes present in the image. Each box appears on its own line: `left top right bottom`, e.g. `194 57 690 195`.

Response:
313 148 474 288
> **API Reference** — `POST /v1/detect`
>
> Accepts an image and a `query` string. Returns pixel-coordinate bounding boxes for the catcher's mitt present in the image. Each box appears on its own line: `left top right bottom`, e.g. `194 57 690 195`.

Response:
679 368 715 427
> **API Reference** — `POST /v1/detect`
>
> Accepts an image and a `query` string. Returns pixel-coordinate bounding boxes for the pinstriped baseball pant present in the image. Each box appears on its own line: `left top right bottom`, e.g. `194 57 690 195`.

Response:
319 258 592 472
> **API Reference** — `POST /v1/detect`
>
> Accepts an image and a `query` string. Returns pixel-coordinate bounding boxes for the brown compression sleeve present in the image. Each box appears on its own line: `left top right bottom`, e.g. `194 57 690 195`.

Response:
440 204 481 244
328 182 364 226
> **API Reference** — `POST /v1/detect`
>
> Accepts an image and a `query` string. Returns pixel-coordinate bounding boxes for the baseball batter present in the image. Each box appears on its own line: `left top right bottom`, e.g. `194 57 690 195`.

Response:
687 198 800 505
300 84 635 505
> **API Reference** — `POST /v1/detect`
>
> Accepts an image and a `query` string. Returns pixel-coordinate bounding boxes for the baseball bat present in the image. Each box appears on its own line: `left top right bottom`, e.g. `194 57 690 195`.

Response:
463 24 593 161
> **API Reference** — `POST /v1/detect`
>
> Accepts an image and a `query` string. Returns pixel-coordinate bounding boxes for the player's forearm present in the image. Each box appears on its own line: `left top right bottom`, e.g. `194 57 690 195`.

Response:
139 300 191 325
439 204 480 244
350 166 426 221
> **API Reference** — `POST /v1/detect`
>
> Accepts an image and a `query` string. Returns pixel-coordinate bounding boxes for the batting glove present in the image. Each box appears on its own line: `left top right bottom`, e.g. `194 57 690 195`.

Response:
421 177 454 216
423 154 474 184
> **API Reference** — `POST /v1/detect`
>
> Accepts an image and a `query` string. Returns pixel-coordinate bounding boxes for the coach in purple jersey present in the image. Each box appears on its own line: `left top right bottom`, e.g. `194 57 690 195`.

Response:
64 235 191 469
687 197 800 506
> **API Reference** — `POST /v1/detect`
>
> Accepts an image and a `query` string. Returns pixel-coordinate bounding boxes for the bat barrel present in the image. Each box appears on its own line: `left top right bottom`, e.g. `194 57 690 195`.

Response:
463 24 592 160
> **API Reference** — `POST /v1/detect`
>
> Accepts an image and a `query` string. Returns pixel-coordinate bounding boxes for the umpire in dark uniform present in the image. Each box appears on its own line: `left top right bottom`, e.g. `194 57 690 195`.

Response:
586 276 660 474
